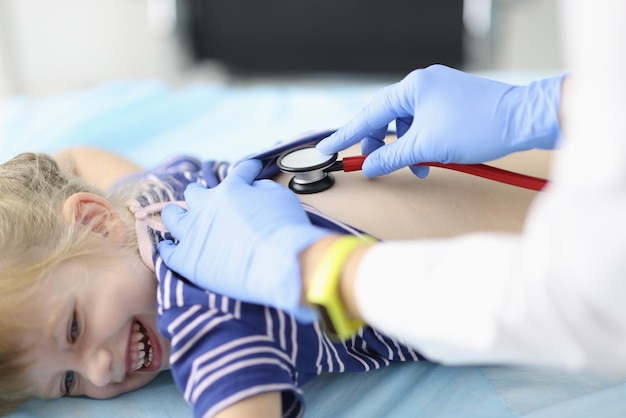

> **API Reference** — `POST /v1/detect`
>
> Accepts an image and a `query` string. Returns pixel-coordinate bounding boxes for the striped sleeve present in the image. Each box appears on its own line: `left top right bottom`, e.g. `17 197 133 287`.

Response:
155 259 304 418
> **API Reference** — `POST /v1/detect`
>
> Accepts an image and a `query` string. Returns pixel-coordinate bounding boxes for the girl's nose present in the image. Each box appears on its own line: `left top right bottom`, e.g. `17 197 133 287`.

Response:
82 346 118 387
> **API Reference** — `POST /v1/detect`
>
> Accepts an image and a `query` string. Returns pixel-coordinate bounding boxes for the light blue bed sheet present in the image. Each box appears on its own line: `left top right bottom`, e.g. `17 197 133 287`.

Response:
0 80 382 166
2 78 626 418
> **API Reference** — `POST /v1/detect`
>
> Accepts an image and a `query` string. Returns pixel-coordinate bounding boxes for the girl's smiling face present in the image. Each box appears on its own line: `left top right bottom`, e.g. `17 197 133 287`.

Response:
18 245 171 400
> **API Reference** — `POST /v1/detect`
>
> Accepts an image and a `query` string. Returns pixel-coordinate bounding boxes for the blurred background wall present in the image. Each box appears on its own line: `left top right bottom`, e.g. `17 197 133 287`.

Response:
0 0 562 99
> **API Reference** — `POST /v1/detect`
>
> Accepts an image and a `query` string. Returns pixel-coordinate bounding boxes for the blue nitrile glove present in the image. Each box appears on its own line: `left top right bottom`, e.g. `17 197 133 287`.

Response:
317 64 565 178
157 159 330 322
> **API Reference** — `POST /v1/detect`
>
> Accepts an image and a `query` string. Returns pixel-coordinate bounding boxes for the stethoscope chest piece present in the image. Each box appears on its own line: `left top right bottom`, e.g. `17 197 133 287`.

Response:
277 146 339 194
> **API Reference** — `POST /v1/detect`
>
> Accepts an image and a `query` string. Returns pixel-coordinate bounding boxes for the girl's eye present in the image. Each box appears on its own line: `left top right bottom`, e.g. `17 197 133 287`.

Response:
63 371 75 396
69 311 79 342
63 311 79 396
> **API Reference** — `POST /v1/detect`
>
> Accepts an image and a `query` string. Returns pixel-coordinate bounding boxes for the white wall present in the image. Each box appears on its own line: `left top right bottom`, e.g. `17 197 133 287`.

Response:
492 0 563 70
0 0 562 99
0 0 13 97
0 0 183 97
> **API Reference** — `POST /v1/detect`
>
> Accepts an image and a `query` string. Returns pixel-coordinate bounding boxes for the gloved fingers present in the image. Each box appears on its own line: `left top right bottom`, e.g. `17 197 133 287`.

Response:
360 126 388 155
361 116 414 163
161 203 190 240
317 86 399 154
183 183 208 198
316 116 381 155
317 81 412 155
409 164 430 179
157 239 178 267
225 159 264 185
182 182 212 209
362 125 423 177
395 116 413 139
395 116 428 177
253 178 280 189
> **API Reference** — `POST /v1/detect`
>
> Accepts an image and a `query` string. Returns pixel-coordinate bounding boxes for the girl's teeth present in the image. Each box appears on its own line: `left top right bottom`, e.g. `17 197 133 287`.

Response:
131 321 154 371
137 345 154 368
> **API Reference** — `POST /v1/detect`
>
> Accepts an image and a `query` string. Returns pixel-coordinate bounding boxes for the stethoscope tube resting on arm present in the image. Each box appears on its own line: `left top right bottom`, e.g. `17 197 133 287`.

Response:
276 146 548 194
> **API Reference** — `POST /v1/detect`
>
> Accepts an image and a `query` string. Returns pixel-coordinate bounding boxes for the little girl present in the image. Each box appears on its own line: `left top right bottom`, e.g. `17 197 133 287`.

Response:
0 132 438 417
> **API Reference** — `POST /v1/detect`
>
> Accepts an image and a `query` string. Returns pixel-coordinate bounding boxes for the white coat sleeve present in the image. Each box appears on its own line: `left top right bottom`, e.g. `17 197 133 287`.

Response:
355 0 626 376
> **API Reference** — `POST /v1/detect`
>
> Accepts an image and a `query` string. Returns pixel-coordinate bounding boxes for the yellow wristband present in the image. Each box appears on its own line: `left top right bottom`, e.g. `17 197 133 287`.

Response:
306 234 375 340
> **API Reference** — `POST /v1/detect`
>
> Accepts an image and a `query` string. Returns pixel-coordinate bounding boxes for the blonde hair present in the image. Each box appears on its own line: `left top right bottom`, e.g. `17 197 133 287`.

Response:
0 152 134 414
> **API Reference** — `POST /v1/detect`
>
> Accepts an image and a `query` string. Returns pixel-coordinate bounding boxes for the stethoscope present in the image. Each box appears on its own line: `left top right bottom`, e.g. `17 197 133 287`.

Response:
276 146 548 194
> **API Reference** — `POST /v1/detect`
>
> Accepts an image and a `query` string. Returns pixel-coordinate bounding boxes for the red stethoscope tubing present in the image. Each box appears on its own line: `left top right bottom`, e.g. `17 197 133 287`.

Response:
339 156 548 191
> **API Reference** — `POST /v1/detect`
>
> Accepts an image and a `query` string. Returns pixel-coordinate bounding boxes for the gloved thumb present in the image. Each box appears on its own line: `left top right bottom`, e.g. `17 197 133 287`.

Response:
227 159 263 185
157 239 177 266
161 203 189 240
360 126 388 155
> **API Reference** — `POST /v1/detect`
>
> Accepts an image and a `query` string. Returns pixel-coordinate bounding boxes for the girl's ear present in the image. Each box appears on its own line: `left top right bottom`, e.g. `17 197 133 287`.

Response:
62 192 126 244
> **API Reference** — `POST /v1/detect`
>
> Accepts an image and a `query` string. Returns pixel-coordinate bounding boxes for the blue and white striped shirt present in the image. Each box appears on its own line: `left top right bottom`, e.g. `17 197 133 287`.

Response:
120 132 425 418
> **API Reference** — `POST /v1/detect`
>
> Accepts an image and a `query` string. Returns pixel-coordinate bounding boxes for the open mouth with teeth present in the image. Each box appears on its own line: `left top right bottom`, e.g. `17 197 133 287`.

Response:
130 321 154 372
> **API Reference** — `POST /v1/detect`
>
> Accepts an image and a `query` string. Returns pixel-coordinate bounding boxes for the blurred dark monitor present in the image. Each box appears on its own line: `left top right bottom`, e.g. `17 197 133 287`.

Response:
176 0 465 74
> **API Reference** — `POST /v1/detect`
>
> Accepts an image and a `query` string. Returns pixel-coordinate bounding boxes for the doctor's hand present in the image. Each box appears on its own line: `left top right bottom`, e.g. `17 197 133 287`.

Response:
158 159 329 322
317 64 565 178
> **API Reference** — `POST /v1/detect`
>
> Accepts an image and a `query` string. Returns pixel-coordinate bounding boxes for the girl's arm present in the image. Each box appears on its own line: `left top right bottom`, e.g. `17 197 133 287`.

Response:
53 146 142 190
213 392 281 418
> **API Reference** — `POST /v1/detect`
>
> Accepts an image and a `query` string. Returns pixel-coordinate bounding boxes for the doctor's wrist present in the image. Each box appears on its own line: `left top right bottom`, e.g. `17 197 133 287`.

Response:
299 234 374 326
